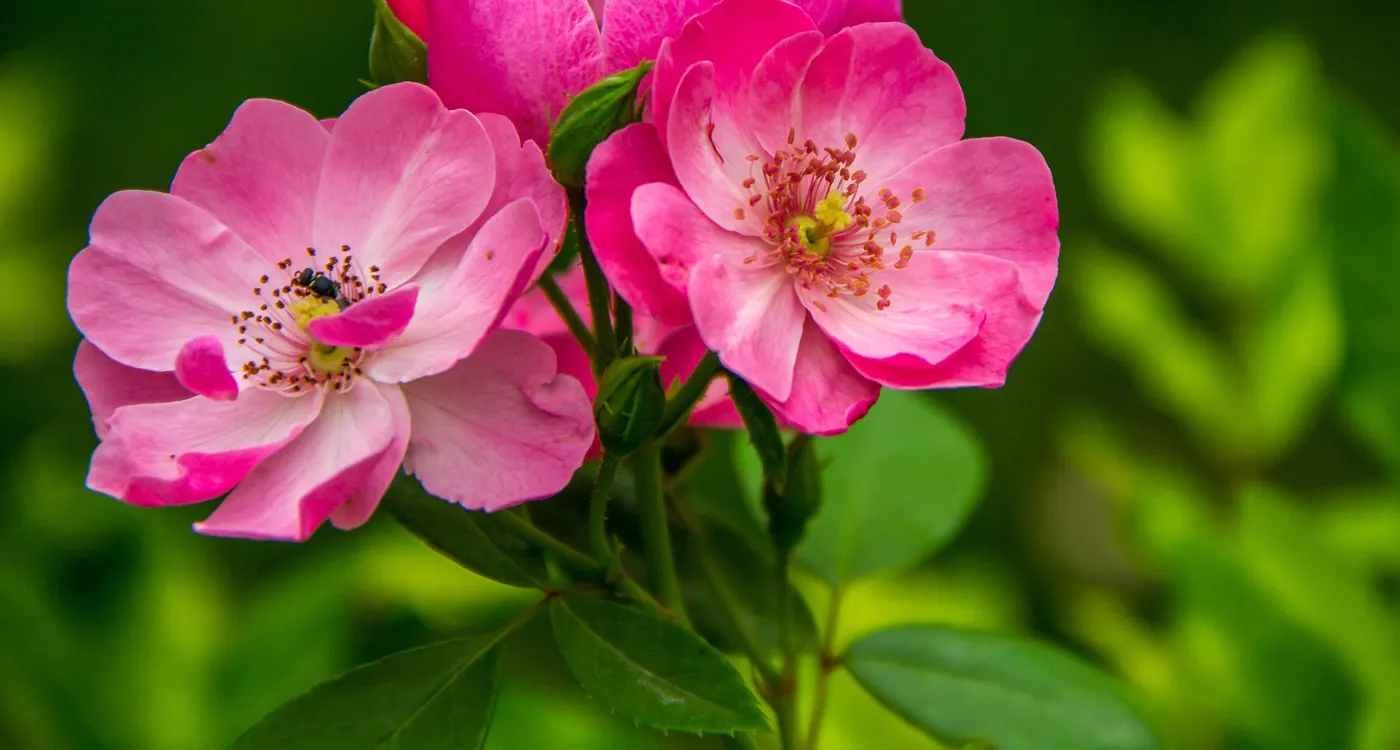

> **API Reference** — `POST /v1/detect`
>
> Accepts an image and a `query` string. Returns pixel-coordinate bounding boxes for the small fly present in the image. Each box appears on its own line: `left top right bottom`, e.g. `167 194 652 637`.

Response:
292 268 351 310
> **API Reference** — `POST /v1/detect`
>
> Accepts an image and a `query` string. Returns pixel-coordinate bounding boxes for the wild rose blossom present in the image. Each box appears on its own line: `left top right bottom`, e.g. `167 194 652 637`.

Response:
69 82 595 541
387 0 901 145
502 266 740 430
586 0 1060 434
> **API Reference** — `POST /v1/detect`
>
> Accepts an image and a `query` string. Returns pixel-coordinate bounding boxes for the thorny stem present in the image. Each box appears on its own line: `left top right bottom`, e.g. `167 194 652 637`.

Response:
495 507 666 614
805 586 845 750
657 351 723 436
569 188 617 375
538 273 595 357
589 453 621 569
633 441 690 626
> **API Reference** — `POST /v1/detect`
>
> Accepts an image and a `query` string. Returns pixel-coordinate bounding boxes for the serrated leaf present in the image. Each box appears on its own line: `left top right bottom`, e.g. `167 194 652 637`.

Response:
548 593 769 734
1329 102 1400 467
798 390 985 586
383 477 550 589
368 0 426 86
725 371 787 491
846 625 1159 750
233 635 504 750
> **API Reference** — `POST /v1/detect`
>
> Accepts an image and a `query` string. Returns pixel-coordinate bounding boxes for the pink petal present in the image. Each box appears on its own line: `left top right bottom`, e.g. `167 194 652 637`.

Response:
763 319 879 435
313 83 495 288
688 253 806 403
472 113 570 281
880 137 1060 308
174 335 238 401
402 329 595 511
586 123 691 323
307 286 419 349
652 0 817 149
426 0 604 146
503 265 591 339
804 250 1003 366
387 0 429 38
74 341 189 439
748 30 825 154
368 198 548 383
798 23 964 184
194 381 406 541
87 389 324 508
171 98 329 264
600 0 718 72
68 190 272 371
666 61 769 236
632 181 767 288
798 0 902 34
652 324 741 428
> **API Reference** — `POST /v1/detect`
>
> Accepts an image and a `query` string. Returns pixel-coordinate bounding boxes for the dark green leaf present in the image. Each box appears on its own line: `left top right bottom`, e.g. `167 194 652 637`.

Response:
548 61 652 187
367 0 426 86
1329 102 1400 467
724 371 787 491
548 593 768 734
847 625 1159 750
679 521 816 657
383 477 550 589
798 391 985 585
233 634 504 750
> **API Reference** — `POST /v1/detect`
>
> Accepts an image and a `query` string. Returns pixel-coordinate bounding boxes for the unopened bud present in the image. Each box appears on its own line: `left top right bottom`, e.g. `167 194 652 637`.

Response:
594 356 666 456
548 60 653 188
764 435 822 555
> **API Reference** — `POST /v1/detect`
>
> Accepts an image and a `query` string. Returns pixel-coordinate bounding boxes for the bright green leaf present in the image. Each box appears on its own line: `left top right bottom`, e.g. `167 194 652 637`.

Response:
1329 102 1400 468
233 634 504 750
846 625 1159 750
1074 241 1250 462
383 477 550 589
548 593 769 734
798 390 985 586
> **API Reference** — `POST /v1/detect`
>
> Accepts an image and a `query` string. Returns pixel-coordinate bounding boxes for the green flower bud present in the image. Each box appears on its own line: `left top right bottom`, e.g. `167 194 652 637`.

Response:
548 60 653 188
594 356 666 456
368 0 426 86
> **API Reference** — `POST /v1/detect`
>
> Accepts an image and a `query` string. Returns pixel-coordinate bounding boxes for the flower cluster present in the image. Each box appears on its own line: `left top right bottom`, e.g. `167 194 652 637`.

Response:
69 0 1057 540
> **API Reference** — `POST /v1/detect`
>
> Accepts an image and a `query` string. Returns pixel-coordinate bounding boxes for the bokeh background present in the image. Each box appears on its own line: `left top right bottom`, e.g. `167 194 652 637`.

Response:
3 1 1399 748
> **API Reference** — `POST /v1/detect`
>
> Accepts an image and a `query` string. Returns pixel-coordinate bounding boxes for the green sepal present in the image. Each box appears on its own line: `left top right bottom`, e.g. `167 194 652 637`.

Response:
594 355 666 456
548 61 653 188
368 0 427 86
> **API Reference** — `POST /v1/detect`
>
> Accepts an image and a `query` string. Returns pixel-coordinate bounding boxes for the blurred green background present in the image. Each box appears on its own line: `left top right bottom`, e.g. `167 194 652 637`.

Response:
3 1 1399 748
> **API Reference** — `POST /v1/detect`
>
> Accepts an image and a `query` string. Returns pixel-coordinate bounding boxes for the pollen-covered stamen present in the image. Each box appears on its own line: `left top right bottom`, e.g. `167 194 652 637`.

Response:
737 131 934 310
233 245 387 394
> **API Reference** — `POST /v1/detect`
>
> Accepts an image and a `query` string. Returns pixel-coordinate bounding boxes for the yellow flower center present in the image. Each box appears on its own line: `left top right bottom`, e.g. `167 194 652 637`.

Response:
290 296 354 373
785 192 855 258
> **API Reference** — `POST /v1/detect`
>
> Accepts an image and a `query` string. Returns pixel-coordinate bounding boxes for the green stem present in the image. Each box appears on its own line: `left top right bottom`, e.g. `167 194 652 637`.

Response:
495 507 668 614
614 294 634 356
569 188 616 375
773 549 802 750
657 351 722 436
633 442 689 626
805 586 844 750
538 273 595 356
774 683 801 750
589 454 620 568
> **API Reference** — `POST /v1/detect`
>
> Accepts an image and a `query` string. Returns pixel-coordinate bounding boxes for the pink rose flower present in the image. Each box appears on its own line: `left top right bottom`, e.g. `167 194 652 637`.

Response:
501 266 741 433
586 0 1060 435
386 0 901 145
69 82 596 541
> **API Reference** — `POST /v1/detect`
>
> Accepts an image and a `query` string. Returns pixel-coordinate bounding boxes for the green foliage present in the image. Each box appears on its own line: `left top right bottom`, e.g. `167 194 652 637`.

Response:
234 632 505 749
382 478 551 589
367 0 426 86
846 625 1159 750
1083 34 1340 468
799 391 986 587
763 435 822 556
547 593 769 735
725 371 789 491
1328 103 1400 468
548 61 653 188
